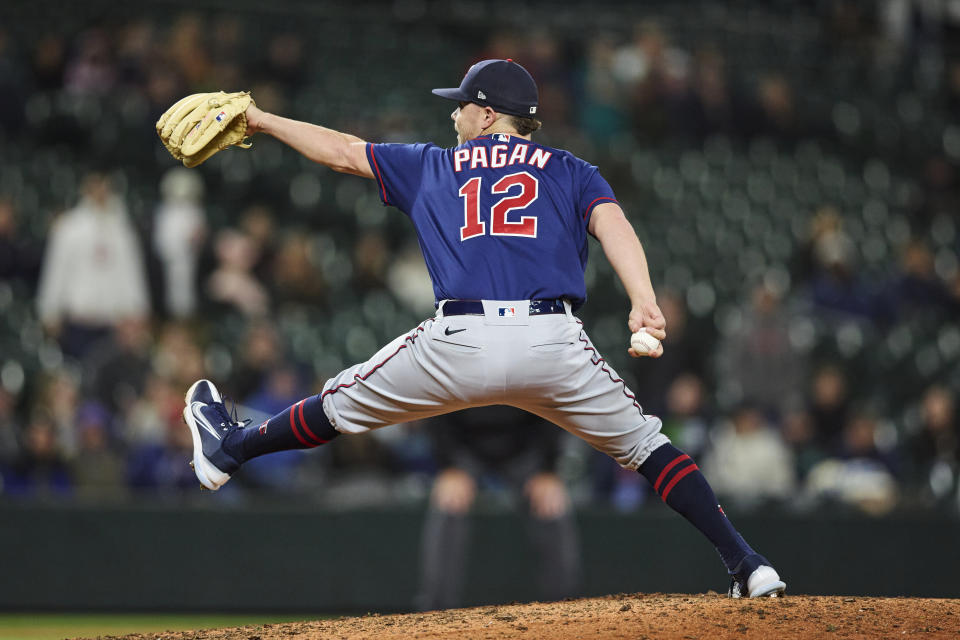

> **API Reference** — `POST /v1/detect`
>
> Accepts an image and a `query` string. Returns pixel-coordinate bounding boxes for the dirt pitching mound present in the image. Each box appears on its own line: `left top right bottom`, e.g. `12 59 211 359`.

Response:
80 594 960 640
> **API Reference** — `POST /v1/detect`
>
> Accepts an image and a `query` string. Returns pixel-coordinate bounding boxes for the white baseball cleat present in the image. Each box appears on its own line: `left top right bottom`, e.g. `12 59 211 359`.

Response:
728 554 787 598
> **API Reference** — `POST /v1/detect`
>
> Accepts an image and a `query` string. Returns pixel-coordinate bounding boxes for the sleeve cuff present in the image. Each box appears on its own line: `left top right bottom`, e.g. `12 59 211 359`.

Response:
583 197 618 222
584 197 618 237
365 142 390 206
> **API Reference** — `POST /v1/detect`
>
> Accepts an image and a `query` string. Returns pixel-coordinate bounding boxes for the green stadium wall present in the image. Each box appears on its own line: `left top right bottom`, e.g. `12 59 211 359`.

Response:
1 503 957 612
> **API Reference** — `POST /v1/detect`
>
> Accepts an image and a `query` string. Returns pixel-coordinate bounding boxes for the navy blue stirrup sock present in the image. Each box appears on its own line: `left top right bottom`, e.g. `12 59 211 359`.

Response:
638 443 754 572
222 394 339 463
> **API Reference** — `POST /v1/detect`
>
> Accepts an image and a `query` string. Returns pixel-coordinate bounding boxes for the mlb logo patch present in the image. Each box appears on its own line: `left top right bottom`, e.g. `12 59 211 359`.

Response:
215 111 227 122
498 307 516 317
496 134 510 142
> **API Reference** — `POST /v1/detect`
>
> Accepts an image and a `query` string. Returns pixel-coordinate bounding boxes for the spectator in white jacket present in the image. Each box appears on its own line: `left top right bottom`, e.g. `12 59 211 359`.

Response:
154 168 206 318
701 402 796 508
37 172 150 358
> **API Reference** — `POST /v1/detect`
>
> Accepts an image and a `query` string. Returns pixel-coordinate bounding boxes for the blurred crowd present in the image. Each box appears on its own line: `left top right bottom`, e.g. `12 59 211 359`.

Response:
0 0 958 516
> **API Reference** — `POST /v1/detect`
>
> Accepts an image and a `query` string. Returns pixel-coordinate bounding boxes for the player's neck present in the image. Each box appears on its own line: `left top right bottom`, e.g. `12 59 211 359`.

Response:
477 122 531 141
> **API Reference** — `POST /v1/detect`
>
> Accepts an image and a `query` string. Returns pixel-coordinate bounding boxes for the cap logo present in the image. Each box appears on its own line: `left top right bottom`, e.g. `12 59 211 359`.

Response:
529 106 537 114
477 90 486 100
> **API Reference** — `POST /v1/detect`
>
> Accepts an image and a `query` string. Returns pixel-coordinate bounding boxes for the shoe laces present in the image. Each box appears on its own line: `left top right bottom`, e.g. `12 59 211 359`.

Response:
729 576 745 598
213 395 251 431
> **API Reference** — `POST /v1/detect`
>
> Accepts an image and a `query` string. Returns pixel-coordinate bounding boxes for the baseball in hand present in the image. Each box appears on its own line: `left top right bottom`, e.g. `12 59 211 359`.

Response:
631 328 661 355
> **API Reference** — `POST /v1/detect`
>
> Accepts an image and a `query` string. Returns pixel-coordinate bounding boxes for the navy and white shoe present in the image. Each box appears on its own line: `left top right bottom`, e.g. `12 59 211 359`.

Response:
728 554 787 598
182 379 245 491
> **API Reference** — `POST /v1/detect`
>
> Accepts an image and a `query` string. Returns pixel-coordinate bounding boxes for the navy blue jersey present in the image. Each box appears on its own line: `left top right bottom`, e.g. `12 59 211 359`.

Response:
365 133 617 309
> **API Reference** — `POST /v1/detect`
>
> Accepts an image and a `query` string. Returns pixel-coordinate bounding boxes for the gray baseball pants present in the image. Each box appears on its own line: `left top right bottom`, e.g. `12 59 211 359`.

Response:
320 299 669 470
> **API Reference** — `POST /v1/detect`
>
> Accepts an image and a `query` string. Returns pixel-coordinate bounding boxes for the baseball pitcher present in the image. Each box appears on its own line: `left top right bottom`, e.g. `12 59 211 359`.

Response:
170 59 786 598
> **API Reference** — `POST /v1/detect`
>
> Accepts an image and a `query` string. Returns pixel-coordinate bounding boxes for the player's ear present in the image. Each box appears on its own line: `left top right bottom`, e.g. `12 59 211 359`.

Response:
483 106 498 126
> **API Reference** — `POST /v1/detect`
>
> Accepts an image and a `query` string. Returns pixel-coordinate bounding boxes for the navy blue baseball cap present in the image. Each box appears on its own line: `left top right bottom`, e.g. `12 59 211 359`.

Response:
432 59 539 118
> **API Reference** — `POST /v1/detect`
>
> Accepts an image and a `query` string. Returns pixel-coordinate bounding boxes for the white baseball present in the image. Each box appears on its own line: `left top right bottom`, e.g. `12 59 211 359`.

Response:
630 328 661 355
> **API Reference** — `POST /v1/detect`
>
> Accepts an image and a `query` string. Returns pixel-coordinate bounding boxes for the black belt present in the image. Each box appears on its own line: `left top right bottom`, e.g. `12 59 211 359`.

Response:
441 299 567 316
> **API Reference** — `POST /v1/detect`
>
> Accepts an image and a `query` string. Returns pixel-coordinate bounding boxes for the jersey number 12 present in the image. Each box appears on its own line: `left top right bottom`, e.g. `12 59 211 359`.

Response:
459 172 539 241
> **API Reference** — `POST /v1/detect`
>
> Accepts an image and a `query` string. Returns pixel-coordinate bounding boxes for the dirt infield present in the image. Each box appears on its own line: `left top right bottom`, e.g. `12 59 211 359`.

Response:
81 594 960 640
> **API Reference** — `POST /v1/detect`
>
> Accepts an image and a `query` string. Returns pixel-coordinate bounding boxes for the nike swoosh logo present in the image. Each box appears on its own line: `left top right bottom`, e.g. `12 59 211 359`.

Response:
191 402 221 440
444 327 467 335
